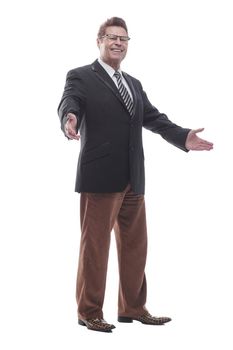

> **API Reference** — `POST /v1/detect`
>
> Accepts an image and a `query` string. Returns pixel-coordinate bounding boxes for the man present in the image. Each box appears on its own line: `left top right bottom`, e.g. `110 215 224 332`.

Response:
58 17 213 333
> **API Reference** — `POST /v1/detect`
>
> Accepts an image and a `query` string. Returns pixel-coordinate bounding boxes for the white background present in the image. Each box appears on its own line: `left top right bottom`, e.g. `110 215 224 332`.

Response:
1 0 233 349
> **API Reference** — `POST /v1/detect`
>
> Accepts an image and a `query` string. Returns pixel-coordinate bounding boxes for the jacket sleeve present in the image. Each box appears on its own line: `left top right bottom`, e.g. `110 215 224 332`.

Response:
141 86 190 152
57 69 86 136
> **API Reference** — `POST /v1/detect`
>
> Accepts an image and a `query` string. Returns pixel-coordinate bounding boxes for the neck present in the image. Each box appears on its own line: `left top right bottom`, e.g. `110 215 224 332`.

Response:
111 63 120 71
101 58 120 71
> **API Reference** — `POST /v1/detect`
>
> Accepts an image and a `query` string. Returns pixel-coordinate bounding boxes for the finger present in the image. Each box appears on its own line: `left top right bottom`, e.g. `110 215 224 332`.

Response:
66 126 77 136
195 144 213 150
200 140 214 147
199 146 213 151
67 134 80 140
66 129 80 140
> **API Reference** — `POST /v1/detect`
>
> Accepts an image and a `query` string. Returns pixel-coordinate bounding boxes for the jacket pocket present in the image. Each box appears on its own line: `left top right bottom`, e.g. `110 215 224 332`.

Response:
81 142 111 164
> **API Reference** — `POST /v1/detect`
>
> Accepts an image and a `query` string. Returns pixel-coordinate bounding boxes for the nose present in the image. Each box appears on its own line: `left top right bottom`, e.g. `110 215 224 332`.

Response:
115 37 121 45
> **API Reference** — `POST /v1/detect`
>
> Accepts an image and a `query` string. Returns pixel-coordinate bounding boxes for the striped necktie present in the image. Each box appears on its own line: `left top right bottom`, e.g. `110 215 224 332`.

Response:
114 71 134 116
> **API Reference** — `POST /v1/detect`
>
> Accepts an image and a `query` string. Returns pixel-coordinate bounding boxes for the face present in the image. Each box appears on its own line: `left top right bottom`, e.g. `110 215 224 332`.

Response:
97 26 129 70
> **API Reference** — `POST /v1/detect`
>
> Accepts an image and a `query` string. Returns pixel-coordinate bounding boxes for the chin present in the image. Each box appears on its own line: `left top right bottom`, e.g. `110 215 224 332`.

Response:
110 55 125 63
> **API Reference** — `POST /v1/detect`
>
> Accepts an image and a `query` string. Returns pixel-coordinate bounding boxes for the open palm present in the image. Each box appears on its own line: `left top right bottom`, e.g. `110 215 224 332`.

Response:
185 128 213 151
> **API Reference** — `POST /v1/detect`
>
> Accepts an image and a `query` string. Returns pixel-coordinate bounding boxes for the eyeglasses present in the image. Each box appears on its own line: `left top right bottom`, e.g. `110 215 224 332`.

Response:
100 34 131 42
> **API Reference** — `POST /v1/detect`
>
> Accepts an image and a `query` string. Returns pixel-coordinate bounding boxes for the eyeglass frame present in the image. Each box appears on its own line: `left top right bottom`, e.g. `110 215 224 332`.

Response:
99 34 131 42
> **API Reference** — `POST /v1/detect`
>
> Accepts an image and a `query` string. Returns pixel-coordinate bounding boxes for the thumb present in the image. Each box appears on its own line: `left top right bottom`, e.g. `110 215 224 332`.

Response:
193 127 204 134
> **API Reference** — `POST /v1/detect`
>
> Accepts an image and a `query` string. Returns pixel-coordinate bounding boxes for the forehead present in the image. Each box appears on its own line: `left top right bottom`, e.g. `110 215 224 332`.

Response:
105 26 127 36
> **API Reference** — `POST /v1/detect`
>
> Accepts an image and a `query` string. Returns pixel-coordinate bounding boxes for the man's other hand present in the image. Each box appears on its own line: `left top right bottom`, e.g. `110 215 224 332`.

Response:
185 128 213 151
64 113 80 140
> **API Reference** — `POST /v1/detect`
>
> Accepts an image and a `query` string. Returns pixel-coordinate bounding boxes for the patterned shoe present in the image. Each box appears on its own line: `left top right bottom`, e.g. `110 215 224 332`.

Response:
78 318 116 332
118 311 171 325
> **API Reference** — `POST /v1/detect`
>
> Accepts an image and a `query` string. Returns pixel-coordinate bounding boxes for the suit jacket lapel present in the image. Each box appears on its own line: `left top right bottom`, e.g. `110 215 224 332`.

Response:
91 60 125 106
91 60 134 117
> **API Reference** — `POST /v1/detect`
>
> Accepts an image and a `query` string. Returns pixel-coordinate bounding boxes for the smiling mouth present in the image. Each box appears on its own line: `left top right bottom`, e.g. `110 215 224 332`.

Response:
111 48 123 52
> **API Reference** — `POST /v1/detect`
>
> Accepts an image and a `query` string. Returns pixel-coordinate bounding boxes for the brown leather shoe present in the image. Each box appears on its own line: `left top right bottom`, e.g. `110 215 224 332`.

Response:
118 311 172 325
78 318 116 332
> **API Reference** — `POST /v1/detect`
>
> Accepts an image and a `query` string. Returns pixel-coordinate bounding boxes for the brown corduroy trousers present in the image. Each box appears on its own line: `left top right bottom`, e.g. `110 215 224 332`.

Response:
76 184 148 320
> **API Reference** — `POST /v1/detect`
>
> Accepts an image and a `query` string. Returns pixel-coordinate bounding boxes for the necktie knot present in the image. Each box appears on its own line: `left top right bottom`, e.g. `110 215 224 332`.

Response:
114 71 121 80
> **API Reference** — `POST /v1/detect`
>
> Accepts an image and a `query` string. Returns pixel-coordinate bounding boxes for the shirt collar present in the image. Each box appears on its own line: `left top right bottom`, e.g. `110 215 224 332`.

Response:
98 58 122 78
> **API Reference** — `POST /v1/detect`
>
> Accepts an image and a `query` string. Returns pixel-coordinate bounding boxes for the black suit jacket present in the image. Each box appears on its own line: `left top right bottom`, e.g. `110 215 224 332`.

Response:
58 60 190 194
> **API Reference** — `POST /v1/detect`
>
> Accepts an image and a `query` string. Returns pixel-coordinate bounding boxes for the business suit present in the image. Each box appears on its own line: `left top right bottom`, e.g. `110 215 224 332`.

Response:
58 59 190 322
58 60 190 195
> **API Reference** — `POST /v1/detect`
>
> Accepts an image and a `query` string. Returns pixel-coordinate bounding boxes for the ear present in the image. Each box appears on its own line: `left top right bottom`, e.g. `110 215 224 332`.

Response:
96 38 101 49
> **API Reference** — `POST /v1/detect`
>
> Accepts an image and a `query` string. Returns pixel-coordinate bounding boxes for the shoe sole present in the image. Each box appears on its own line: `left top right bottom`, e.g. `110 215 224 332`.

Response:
118 316 169 325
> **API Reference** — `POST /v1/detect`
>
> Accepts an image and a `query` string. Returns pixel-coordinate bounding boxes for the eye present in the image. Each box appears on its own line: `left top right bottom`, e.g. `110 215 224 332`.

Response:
120 36 129 42
107 34 117 40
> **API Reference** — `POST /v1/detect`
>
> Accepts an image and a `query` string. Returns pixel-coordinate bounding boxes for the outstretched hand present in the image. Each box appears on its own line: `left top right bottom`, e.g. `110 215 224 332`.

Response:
64 113 80 140
185 128 213 151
